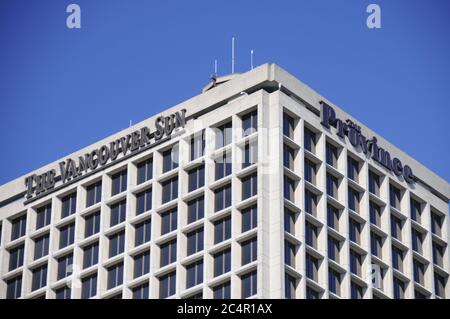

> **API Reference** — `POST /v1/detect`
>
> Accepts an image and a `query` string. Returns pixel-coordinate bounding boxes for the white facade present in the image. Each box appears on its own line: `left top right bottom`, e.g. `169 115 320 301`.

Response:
0 64 449 299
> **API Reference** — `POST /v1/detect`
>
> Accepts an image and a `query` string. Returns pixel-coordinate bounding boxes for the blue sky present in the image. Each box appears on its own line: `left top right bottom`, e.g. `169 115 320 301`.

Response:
0 0 449 185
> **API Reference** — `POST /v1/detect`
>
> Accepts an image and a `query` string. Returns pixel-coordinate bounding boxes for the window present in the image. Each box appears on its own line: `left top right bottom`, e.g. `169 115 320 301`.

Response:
415 290 427 299
137 157 153 184
214 248 231 277
369 171 380 196
85 211 100 237
327 205 339 230
111 170 127 196
285 274 297 299
188 196 204 224
371 232 382 258
304 127 316 153
162 176 178 203
351 282 363 299
214 216 231 244
83 242 99 268
305 190 317 216
306 287 319 299
393 277 405 299
6 276 22 299
241 205 257 232
190 131 205 160
187 228 204 255
215 152 232 180
214 184 232 212
11 215 27 241
242 237 257 265
284 208 296 234
109 231 125 258
328 236 340 262
413 259 425 285
432 241 444 267
284 240 296 267
62 192 77 218
348 187 360 212
434 272 446 298
283 113 295 139
133 283 149 299
283 144 295 170
242 173 257 200
86 180 102 207
134 251 150 278
242 110 257 137
57 253 73 280
211 282 230 300
59 223 75 249
160 239 177 267
9 245 24 271
389 184 401 209
391 215 402 241
215 121 232 149
135 219 151 246
329 268 341 295
306 254 318 281
241 270 257 298
243 141 258 168
392 246 404 272
347 157 359 182
305 222 318 248
411 229 423 254
34 234 50 260
36 203 51 229
326 143 338 167
136 188 152 215
161 208 177 235
162 146 179 173
350 251 362 276
110 200 126 226
326 174 338 198
159 271 176 298
304 158 316 184
410 198 422 223
55 286 71 299
369 201 381 227
349 219 361 244
32 264 47 291
107 263 124 289
188 165 205 192
81 273 97 299
186 260 203 288
284 176 296 202
431 212 443 237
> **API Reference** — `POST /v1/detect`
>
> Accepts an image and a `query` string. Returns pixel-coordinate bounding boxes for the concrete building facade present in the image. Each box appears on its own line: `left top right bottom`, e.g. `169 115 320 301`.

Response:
0 64 449 299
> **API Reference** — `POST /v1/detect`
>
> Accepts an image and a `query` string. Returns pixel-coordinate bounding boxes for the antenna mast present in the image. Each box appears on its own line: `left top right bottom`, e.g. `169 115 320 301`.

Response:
231 37 235 73
251 49 254 70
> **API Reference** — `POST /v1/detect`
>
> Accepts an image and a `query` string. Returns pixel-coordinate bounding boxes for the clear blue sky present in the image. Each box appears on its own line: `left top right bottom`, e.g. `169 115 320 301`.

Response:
0 0 449 185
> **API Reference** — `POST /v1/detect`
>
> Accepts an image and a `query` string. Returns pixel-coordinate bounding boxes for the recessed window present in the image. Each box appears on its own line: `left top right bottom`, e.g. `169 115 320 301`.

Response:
215 121 232 149
86 180 102 207
214 184 232 212
306 254 319 281
9 245 24 271
242 173 257 200
284 240 296 267
241 270 257 298
351 281 364 299
285 274 297 299
34 233 50 260
434 272 447 298
242 110 257 137
347 157 359 182
328 236 340 262
350 250 362 276
329 268 341 296
326 174 338 198
213 281 231 299
413 259 425 285
283 144 295 170
57 253 73 280
215 152 232 180
110 200 127 227
161 176 178 204
160 239 177 267
133 282 149 299
241 237 257 265
186 260 203 289
32 264 48 291
432 241 444 267
349 219 361 244
284 208 296 234
392 246 404 272
326 143 338 167
389 184 401 209
305 221 318 249
161 208 177 235
304 158 316 184
393 277 405 299
306 286 319 299
111 169 127 196
187 228 204 256
190 131 205 161
369 201 381 227
283 113 295 139
241 204 257 233
188 165 205 192
6 275 22 299
107 262 124 289
391 215 402 241
109 231 125 258
369 171 380 196
159 271 176 298
134 250 150 278
135 219 151 246
410 198 422 223
370 232 383 258
214 216 231 244
85 211 100 238
55 286 71 299
431 212 443 237
348 187 360 213
214 248 231 277
36 203 51 229
59 223 75 249
83 242 99 269
412 229 423 254
327 205 339 230
137 158 153 184
162 146 179 173
81 273 97 299
305 190 317 216
284 176 296 202
187 196 204 224
136 188 152 215
61 192 77 218
242 141 258 169
11 215 27 241
304 127 316 153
